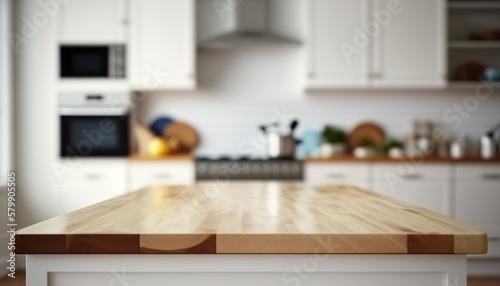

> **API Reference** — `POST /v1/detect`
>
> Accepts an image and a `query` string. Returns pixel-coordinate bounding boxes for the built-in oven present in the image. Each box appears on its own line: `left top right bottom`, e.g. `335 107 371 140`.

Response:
60 45 126 78
59 92 130 157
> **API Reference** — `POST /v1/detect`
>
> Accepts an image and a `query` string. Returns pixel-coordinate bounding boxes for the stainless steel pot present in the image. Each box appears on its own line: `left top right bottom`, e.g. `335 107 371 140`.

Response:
267 133 297 159
260 119 300 159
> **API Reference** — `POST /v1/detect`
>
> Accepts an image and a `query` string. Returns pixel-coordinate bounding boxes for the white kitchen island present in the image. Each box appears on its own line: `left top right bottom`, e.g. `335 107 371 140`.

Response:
17 183 487 285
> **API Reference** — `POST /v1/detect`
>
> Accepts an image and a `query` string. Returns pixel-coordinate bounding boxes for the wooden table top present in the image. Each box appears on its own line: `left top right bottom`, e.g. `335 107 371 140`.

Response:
17 183 487 255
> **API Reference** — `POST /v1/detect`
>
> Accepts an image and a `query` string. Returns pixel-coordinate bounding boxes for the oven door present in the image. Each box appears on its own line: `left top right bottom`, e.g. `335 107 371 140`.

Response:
60 108 130 157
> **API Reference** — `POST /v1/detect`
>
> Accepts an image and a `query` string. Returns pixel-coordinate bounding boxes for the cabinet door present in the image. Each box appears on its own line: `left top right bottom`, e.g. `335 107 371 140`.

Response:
372 0 446 87
305 163 371 189
58 0 127 43
129 162 195 191
58 160 127 213
306 0 370 88
131 0 195 90
373 182 450 215
456 182 500 258
372 163 450 215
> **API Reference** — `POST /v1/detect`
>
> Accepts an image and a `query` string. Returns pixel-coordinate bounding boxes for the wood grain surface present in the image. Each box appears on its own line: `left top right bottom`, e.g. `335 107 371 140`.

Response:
16 183 487 255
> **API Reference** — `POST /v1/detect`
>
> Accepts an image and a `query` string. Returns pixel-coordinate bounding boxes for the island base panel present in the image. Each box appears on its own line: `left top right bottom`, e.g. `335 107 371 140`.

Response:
26 254 466 286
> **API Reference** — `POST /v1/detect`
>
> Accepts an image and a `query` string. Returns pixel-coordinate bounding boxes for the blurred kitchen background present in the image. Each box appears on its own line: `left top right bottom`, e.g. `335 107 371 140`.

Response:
1 0 500 279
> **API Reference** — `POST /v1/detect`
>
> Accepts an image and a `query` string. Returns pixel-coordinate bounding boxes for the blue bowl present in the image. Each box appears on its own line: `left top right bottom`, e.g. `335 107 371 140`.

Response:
150 117 174 136
484 68 500 82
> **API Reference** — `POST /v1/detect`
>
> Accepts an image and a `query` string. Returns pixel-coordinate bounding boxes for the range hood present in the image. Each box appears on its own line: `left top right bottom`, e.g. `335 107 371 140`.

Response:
197 0 303 49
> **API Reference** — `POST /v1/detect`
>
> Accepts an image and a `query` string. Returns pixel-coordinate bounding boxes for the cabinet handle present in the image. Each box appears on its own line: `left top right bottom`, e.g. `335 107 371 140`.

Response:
86 94 103 101
401 174 422 180
326 174 345 179
482 174 500 180
488 237 500 242
154 174 171 179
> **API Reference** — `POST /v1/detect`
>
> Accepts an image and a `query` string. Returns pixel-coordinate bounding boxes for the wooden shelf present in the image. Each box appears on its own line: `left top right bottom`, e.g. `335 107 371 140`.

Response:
449 41 500 49
448 1 500 9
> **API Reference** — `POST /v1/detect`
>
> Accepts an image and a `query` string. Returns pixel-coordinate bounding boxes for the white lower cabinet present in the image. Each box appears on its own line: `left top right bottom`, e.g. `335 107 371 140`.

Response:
305 163 371 189
373 182 450 215
58 159 128 213
372 163 451 215
454 165 500 258
129 161 195 191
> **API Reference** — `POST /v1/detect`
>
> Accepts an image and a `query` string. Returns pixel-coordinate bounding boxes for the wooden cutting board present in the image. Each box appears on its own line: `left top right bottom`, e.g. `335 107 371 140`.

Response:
348 122 385 151
163 122 198 152
132 121 155 156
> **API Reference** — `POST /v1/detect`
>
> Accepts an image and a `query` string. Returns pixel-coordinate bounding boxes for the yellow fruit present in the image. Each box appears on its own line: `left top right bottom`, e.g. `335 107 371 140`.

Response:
148 137 170 157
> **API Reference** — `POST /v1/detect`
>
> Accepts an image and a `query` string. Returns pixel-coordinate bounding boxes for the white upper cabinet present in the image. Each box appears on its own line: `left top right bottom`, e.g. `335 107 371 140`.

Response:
306 0 370 88
305 0 446 89
58 0 128 43
130 0 196 90
371 0 446 88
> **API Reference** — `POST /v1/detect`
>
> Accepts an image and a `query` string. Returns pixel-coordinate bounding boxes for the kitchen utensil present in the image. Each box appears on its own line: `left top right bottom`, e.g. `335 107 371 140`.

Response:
260 121 301 159
260 125 268 134
267 133 297 159
348 122 384 152
297 130 322 158
388 147 404 159
493 124 500 152
163 122 199 153
150 116 174 136
417 137 434 156
133 121 156 156
290 120 298 135
480 134 497 159
405 135 420 157
450 139 466 159
484 68 500 82
353 146 376 158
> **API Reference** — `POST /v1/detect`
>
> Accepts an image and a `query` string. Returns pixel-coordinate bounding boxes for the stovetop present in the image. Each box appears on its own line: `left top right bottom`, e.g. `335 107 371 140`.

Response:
196 156 298 162
195 156 303 181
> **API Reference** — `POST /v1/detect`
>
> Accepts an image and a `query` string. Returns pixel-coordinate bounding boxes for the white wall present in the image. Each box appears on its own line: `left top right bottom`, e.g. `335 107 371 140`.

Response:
139 46 500 158
14 0 60 230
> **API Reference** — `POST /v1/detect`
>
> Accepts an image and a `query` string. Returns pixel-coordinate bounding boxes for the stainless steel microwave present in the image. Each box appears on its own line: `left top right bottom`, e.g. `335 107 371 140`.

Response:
60 45 126 78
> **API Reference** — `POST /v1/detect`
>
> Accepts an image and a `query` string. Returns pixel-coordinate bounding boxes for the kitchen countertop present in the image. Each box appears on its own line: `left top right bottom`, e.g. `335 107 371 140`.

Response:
16 183 487 255
305 155 500 163
128 154 194 161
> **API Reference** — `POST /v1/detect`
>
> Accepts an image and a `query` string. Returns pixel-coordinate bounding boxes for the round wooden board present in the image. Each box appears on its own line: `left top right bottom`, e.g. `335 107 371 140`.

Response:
348 122 385 151
163 122 199 152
